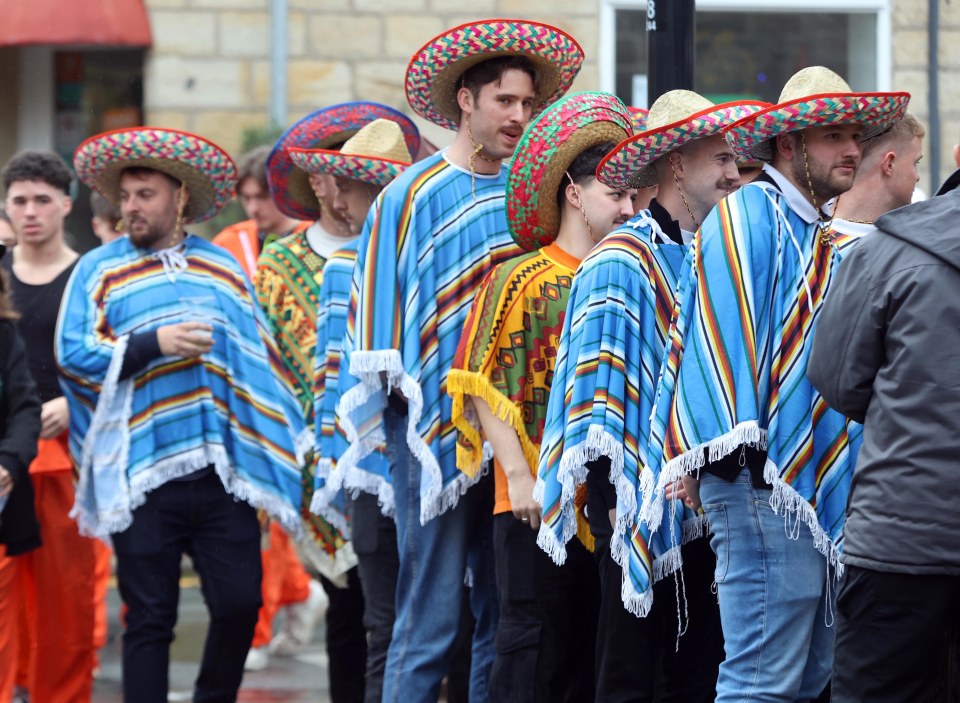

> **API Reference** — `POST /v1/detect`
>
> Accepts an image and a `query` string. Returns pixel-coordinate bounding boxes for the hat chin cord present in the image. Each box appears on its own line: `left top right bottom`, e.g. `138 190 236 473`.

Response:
800 132 840 245
466 115 499 200
565 171 599 245
670 159 700 232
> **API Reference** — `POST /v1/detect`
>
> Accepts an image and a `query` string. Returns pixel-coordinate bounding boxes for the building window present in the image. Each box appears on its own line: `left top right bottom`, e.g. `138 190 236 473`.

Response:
601 1 889 107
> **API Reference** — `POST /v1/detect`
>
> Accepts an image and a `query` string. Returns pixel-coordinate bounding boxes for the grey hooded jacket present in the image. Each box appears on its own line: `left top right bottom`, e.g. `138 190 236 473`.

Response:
808 190 960 575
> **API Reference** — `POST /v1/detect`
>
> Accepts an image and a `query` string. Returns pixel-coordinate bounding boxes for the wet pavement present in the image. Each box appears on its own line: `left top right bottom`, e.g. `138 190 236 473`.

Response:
93 577 332 702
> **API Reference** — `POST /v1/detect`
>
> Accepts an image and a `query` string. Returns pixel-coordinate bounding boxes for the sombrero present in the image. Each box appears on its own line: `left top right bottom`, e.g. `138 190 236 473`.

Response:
267 102 421 220
628 106 649 132
598 91 769 189
724 66 911 162
405 19 584 131
507 92 632 251
288 119 413 188
73 127 236 223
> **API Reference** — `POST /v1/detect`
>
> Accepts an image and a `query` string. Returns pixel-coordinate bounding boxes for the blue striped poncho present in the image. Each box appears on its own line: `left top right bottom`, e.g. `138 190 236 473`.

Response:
56 235 306 540
337 151 522 523
311 240 392 520
534 212 705 617
646 167 864 571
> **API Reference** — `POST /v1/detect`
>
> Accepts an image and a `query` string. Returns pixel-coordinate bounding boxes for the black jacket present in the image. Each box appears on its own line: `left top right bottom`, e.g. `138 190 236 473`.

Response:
0 319 42 554
808 190 960 574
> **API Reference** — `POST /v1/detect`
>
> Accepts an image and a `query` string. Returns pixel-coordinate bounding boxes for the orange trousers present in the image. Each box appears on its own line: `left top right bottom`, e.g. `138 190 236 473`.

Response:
252 522 312 647
2 469 97 703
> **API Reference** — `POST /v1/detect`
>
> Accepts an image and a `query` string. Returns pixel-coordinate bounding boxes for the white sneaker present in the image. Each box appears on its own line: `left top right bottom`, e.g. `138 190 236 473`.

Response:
244 645 270 671
282 579 327 647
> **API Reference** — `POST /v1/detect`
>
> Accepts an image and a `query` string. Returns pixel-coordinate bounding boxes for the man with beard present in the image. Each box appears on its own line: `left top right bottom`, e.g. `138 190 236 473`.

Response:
644 67 909 702
334 20 583 701
213 145 307 280
0 151 92 703
534 90 764 701
58 127 308 702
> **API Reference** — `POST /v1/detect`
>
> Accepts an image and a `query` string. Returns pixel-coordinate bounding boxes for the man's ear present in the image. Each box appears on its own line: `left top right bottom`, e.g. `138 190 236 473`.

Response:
457 86 474 117
563 180 580 209
880 150 896 177
667 151 684 180
775 132 798 161
61 196 73 218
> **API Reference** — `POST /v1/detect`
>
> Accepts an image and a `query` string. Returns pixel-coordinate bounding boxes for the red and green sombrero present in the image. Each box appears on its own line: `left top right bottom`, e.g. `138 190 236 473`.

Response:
628 106 649 132
598 91 769 189
267 102 421 220
405 19 585 131
507 92 632 251
724 66 911 162
73 127 237 223
288 119 413 188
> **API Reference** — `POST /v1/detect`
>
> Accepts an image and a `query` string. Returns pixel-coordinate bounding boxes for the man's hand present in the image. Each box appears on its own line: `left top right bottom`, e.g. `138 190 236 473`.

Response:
506 468 541 530
0 465 12 498
157 322 214 359
665 474 702 512
40 396 69 439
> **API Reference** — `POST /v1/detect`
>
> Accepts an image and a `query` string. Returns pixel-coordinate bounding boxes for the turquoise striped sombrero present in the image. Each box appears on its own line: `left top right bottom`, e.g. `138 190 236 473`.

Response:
598 91 768 189
724 66 910 162
73 127 237 223
288 119 413 188
405 19 584 131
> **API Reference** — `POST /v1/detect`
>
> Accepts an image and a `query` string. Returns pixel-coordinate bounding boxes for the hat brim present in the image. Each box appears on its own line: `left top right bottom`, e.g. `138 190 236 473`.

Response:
73 128 236 223
405 19 584 131
507 92 632 251
288 147 410 188
724 92 911 162
598 101 770 189
267 102 421 219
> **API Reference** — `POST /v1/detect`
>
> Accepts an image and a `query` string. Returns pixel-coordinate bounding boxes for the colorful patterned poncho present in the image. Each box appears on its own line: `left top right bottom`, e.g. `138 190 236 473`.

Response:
338 151 523 523
255 230 356 579
646 168 864 571
448 243 593 547
535 213 705 617
56 235 305 540
311 240 392 519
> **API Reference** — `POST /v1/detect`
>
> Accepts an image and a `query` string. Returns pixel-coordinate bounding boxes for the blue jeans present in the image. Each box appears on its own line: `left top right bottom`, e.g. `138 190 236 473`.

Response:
381 409 498 703
699 471 834 703
111 471 262 703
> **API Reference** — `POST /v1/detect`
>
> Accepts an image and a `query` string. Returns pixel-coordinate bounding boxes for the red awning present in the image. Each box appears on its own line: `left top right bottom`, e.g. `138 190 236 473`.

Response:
0 0 152 47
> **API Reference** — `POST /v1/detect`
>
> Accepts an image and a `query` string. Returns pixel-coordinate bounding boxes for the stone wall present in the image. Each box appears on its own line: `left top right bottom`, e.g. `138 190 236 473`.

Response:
142 0 600 157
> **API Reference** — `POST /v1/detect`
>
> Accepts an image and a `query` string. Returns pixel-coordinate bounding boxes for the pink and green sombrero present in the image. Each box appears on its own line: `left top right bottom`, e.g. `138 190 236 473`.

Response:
598 91 769 189
628 106 649 132
73 127 237 223
405 19 585 131
288 119 413 187
267 102 421 220
725 66 911 162
507 92 632 251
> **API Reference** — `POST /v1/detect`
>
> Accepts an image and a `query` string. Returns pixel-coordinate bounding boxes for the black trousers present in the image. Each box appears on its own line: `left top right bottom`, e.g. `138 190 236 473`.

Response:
489 512 600 703
586 466 724 703
319 567 367 703
112 472 262 703
832 566 960 703
351 492 399 703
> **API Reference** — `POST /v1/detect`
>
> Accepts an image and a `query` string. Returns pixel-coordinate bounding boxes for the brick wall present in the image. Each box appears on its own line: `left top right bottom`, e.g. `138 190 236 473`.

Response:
142 0 600 157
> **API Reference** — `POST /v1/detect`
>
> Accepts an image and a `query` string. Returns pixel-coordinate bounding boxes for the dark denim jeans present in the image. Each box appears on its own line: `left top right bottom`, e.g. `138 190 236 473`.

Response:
112 471 262 703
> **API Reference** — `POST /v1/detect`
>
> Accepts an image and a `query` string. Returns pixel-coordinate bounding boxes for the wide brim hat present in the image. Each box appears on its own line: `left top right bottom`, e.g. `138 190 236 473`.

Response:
288 118 413 188
507 92 632 251
628 106 649 133
724 66 911 162
405 19 584 131
73 127 236 223
267 102 421 219
598 91 769 189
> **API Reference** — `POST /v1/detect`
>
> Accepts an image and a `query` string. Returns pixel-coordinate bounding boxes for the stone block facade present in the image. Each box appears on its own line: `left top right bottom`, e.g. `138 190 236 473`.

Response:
143 0 957 192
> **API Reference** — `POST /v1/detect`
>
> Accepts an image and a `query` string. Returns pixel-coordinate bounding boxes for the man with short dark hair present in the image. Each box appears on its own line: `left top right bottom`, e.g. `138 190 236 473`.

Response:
0 150 93 703
213 145 306 279
336 20 583 701
59 127 308 702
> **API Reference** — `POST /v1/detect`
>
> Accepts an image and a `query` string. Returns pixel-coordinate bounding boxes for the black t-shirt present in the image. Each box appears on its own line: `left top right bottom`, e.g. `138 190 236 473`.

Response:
1 257 76 403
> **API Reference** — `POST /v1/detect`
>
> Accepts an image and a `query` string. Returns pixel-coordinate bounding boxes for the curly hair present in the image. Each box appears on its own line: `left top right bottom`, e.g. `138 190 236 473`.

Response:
2 151 72 195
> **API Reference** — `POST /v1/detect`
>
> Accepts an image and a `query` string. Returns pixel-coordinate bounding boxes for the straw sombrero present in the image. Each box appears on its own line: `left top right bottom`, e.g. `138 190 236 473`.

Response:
267 102 421 220
506 92 632 251
288 119 413 187
598 91 769 189
73 127 236 223
724 66 911 162
405 19 584 131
